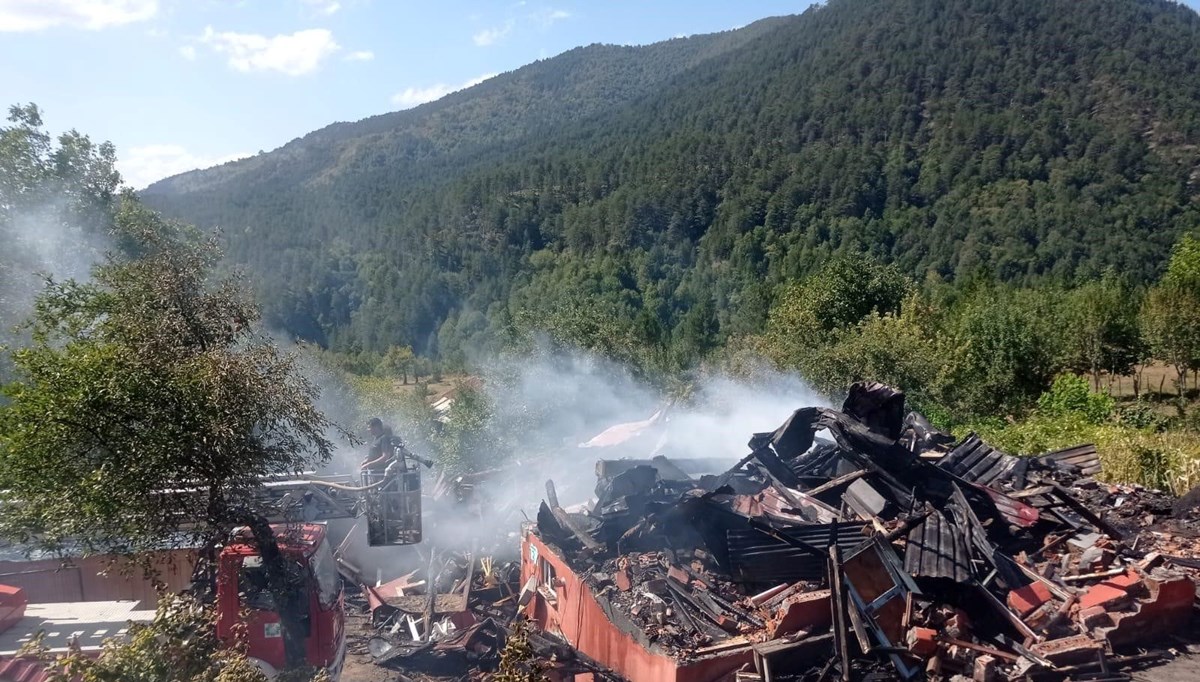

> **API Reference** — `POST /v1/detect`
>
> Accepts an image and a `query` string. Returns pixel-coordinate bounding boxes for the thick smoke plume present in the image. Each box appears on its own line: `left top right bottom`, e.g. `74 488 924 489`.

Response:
335 344 830 580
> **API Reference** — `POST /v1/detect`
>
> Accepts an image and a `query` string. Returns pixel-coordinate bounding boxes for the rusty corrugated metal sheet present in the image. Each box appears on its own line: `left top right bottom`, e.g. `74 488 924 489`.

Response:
0 550 195 604
726 524 869 583
937 434 1020 486
941 437 1102 486
1039 444 1101 476
903 510 972 582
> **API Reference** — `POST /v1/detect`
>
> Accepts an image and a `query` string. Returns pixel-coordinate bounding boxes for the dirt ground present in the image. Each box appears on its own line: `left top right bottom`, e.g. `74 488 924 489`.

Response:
1135 651 1200 682
341 607 398 682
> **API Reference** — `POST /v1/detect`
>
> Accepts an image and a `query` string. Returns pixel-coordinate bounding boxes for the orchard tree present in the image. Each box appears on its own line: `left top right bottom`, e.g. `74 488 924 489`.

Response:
764 253 912 369
1063 274 1143 389
379 344 416 384
1141 233 1200 396
937 285 1067 417
0 195 342 667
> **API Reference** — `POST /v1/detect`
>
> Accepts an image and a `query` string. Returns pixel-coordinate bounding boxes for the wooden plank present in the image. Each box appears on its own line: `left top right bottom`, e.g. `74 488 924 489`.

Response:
937 636 1019 662
975 584 1041 643
845 593 872 652
1009 485 1056 499
695 637 755 655
1001 555 1074 600
422 550 438 641
1050 485 1124 541
804 470 868 497
829 545 851 682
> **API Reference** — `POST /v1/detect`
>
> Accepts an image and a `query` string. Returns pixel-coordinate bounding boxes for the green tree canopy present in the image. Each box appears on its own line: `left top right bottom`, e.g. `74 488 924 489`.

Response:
765 253 912 363
1140 231 1200 395
0 198 341 667
1062 274 1144 387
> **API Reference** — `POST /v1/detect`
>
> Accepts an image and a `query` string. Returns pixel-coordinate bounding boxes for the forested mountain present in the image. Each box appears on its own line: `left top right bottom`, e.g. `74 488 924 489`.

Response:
142 0 1200 363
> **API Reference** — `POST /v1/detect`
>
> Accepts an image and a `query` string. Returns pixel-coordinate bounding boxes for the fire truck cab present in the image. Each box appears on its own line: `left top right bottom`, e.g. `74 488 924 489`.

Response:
216 523 346 679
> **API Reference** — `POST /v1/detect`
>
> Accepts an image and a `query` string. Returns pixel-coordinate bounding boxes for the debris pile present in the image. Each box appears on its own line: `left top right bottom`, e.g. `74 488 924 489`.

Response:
348 549 519 677
521 383 1200 681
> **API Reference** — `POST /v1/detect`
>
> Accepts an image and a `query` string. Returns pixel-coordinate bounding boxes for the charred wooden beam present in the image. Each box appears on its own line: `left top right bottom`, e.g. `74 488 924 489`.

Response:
545 479 604 553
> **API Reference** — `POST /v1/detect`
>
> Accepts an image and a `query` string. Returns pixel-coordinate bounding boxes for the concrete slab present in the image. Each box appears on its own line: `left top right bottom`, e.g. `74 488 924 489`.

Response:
0 600 154 655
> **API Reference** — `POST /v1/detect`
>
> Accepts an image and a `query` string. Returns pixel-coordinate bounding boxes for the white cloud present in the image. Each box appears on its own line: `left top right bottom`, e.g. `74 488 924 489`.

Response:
472 20 512 46
178 44 196 60
344 49 373 62
0 0 157 32
118 144 249 190
530 7 569 28
199 26 339 76
299 0 340 15
390 73 496 109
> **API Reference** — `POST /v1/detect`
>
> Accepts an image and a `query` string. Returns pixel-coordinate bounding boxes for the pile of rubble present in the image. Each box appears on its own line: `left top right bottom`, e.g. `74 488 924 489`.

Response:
346 548 612 681
523 383 1200 681
347 549 516 678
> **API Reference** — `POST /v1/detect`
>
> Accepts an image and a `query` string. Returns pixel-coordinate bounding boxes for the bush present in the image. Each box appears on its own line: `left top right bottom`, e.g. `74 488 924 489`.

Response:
1036 374 1115 424
1114 400 1166 431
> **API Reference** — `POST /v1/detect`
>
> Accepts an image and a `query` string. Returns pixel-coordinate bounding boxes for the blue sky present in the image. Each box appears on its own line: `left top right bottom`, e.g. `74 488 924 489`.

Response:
2 1 1198 189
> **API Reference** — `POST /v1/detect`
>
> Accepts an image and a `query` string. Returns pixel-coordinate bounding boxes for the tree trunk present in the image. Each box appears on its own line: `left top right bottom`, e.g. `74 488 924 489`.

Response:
237 512 310 670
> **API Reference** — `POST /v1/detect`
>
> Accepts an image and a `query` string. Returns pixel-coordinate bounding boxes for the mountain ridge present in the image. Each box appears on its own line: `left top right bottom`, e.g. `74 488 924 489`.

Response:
142 0 1200 361
146 17 793 197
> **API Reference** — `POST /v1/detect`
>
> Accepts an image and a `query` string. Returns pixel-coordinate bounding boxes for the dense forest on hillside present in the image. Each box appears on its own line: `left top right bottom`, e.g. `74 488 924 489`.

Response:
143 0 1200 367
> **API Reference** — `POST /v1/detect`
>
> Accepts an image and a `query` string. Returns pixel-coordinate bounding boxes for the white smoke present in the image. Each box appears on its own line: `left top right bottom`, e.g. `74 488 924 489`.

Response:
332 342 830 580
0 200 109 358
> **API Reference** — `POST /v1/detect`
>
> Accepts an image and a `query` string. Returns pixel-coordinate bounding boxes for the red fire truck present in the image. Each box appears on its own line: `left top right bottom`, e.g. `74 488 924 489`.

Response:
0 522 346 680
216 523 347 678
0 453 430 680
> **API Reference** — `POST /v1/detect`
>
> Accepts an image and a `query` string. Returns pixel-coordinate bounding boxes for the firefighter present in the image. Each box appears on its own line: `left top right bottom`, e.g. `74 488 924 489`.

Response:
360 418 434 486
359 417 395 486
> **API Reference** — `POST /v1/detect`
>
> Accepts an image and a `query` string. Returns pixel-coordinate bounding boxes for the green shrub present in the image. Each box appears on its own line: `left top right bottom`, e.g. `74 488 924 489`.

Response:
1036 374 1115 424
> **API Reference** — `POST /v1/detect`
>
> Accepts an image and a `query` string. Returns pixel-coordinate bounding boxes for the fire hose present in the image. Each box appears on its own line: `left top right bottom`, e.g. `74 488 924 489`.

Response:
307 452 434 493
308 478 390 492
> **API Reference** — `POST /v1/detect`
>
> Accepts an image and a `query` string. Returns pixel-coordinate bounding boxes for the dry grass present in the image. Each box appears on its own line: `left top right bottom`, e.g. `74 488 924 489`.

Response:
965 413 1200 495
388 375 468 402
1094 363 1198 400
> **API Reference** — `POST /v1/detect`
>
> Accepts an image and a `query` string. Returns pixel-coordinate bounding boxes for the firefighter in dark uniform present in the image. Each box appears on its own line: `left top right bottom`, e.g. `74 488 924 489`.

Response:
359 417 434 544
359 417 433 486
360 417 395 486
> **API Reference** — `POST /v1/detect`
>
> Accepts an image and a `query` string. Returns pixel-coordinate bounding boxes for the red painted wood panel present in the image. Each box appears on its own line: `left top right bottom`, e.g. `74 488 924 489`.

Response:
0 550 196 604
521 530 749 682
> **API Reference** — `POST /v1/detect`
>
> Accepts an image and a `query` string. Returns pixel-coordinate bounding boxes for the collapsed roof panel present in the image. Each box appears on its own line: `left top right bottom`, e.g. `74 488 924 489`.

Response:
904 509 972 583
726 523 870 583
518 383 1200 682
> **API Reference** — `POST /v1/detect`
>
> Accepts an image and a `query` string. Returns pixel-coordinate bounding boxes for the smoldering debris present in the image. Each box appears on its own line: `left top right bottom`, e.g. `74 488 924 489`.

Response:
341 381 1200 682
527 383 1200 680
